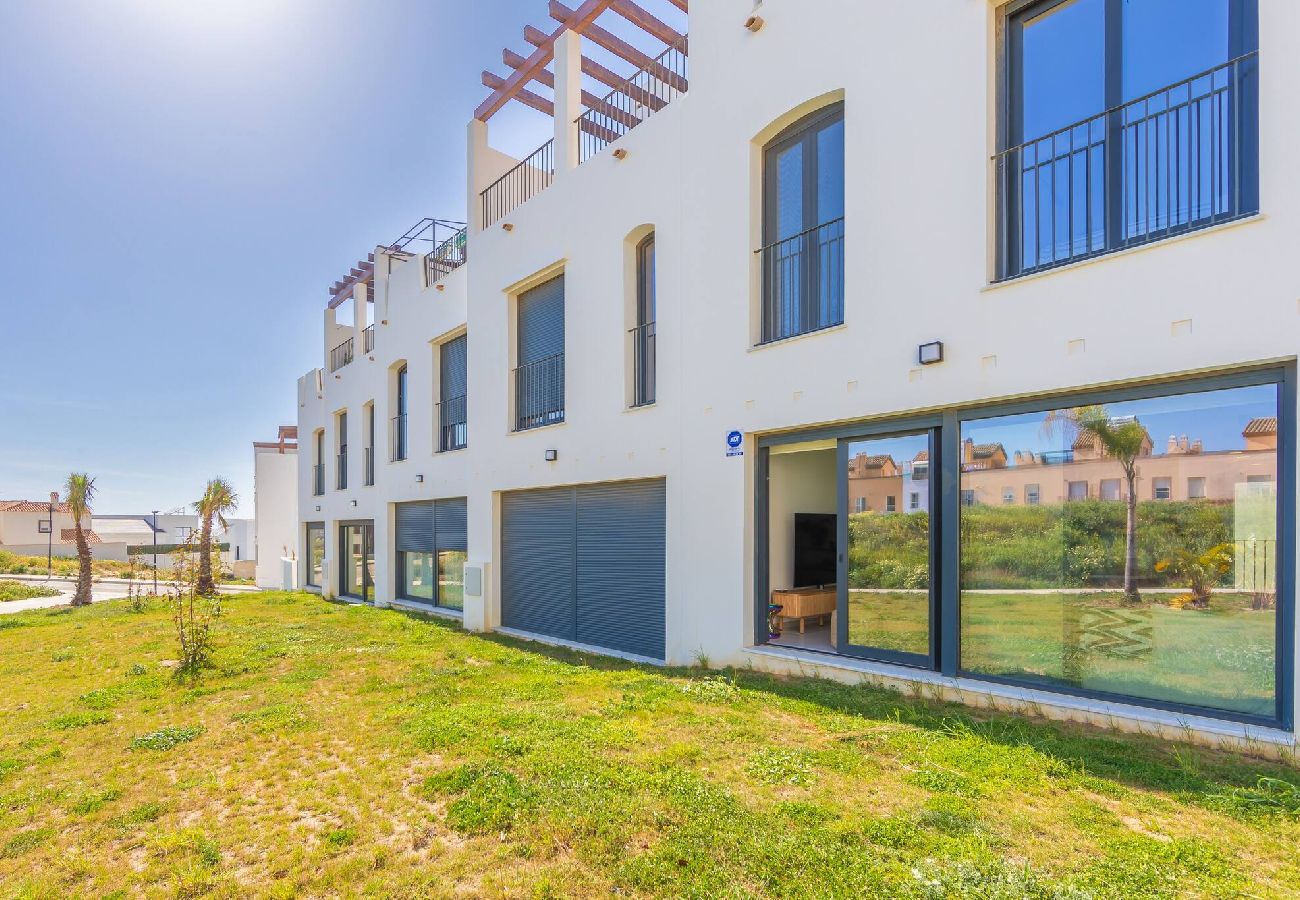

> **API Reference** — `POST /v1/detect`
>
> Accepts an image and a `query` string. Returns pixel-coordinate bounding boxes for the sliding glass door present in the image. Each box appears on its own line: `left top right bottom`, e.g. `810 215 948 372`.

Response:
837 429 937 666
339 521 374 602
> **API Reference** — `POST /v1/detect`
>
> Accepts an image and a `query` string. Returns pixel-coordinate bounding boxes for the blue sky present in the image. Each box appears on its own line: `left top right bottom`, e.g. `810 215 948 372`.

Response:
0 0 676 516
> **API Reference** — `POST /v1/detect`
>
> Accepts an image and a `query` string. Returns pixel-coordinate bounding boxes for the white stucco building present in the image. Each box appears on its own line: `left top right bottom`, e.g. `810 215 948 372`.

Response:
295 0 1298 753
253 426 299 588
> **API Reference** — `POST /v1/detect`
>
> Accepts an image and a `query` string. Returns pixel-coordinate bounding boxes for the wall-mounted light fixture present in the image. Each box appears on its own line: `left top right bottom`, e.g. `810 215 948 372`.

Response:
315 505 321 512
744 14 764 32
612 148 628 160
918 341 945 366
350 499 358 507
544 449 558 462
415 474 424 483
435 283 445 292
502 223 514 232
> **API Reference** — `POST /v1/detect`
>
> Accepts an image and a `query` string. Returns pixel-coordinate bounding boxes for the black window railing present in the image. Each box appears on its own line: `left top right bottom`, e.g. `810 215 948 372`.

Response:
758 217 845 344
390 414 408 461
311 464 325 497
362 325 374 353
364 447 374 486
514 352 565 432
482 139 554 228
336 451 347 490
630 321 656 407
438 394 468 452
428 225 469 285
578 35 688 164
995 53 1259 280
329 337 354 372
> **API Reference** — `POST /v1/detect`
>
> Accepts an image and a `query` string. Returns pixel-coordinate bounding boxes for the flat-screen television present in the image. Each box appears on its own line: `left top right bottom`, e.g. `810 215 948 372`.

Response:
793 513 836 587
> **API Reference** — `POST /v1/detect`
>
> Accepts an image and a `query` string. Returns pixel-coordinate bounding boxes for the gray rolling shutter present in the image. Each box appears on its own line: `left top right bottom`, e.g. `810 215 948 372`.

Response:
440 335 468 402
501 487 576 641
517 275 564 365
434 497 468 553
575 480 666 660
395 501 433 553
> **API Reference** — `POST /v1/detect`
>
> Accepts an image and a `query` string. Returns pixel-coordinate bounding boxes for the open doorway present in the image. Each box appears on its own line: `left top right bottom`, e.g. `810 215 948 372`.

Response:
765 441 838 652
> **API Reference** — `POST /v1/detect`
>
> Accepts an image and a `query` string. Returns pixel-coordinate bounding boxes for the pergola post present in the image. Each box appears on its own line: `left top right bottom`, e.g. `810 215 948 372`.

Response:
552 29 583 177
467 118 491 232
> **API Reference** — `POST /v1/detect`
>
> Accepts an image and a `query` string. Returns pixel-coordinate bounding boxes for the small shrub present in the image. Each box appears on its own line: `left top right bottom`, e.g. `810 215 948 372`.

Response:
680 676 741 704
47 711 110 730
325 828 357 849
0 579 59 602
130 725 203 752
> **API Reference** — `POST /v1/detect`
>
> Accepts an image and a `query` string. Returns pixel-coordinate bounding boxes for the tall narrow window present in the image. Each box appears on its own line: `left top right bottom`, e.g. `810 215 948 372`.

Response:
393 366 408 461
364 403 375 485
759 102 845 343
515 274 565 431
631 233 656 407
336 411 348 490
998 0 1259 279
312 430 325 496
439 335 468 452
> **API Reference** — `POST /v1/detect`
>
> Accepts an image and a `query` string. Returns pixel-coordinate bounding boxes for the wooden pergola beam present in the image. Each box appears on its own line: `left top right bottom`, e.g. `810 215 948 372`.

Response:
502 48 646 126
474 0 614 121
610 0 685 48
549 1 688 94
521 26 667 111
481 71 625 143
664 0 687 12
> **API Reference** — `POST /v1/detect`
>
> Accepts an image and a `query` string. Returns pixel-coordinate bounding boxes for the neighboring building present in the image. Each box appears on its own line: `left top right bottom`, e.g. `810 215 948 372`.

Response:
254 426 299 588
0 499 116 558
93 513 256 572
295 1 1296 751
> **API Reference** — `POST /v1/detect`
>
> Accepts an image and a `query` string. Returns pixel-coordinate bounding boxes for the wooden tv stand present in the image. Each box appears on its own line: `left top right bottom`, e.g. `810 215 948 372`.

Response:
771 587 836 633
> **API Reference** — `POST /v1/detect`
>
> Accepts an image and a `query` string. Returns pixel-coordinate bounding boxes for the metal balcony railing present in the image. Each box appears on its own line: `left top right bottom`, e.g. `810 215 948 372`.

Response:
578 35 689 164
336 451 348 490
514 353 565 432
329 337 354 372
995 53 1259 280
629 321 656 407
758 217 845 344
364 447 374 486
481 139 554 228
438 394 467 452
390 414 408 461
311 464 325 497
428 225 468 285
363 325 374 353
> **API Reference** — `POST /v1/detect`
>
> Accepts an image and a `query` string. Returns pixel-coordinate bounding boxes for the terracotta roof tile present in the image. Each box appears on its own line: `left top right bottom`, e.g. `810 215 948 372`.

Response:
59 528 101 544
0 500 75 513
1243 417 1278 436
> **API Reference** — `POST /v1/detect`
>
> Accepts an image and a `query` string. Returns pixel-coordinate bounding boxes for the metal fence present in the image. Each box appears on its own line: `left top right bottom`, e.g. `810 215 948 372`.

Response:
312 464 325 497
514 353 565 431
390 414 408 461
758 217 845 344
438 394 468 452
362 325 374 353
427 225 469 285
329 337 354 372
481 139 554 228
336 452 348 490
578 36 688 164
995 53 1258 279
629 321 656 407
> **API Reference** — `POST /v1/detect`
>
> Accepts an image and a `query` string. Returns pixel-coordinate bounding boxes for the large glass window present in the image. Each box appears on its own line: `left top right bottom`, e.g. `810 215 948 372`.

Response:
340 522 374 601
392 366 408 461
305 522 324 587
401 551 435 603
959 383 1280 718
999 0 1258 279
438 550 467 612
631 233 657 407
759 103 845 343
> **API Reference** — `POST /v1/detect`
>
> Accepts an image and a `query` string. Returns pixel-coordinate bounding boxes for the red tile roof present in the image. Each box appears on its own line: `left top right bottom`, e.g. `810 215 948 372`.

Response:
60 528 101 545
1243 417 1278 436
0 500 75 514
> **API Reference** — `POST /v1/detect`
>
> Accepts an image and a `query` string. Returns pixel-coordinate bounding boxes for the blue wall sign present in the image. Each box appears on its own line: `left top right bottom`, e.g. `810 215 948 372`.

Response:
726 430 744 457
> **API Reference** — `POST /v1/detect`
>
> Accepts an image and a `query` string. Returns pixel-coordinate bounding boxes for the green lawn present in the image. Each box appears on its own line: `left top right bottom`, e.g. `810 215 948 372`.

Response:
1 592 1298 897
0 580 60 602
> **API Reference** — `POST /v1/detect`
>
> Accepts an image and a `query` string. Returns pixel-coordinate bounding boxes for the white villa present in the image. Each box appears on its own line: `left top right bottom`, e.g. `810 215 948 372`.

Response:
295 0 1298 753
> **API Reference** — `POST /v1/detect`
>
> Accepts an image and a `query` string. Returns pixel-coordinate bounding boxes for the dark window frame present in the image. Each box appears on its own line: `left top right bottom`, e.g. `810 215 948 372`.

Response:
995 0 1260 280
758 101 846 343
755 364 1294 730
632 232 657 407
305 521 324 588
338 519 374 601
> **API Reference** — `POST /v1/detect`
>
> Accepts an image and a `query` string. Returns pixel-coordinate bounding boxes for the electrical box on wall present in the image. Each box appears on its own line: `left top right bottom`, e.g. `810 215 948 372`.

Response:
464 564 484 598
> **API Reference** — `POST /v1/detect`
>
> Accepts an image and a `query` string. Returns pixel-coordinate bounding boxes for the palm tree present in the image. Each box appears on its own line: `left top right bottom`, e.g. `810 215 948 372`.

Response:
64 473 96 607
1045 405 1148 602
194 478 237 597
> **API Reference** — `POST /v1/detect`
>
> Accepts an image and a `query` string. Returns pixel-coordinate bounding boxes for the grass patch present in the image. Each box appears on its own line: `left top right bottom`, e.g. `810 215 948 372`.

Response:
0 580 60 602
0 590 1296 896
129 725 203 751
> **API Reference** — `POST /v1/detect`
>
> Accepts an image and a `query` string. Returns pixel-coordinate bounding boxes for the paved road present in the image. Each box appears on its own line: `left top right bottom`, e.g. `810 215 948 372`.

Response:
0 578 253 615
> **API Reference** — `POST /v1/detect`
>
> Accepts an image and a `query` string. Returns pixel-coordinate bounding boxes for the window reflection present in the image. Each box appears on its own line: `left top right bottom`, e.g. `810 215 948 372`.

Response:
959 384 1278 717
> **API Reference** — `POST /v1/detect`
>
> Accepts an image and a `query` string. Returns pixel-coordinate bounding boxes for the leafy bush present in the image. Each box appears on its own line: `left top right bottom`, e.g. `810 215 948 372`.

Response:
0 580 60 602
129 725 203 751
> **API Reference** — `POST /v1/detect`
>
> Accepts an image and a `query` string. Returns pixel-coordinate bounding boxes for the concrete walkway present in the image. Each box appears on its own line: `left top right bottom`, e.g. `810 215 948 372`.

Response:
0 576 258 615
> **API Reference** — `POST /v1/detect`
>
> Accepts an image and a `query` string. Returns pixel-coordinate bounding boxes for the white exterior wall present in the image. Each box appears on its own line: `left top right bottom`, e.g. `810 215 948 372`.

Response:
296 0 1300 751
254 445 298 588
